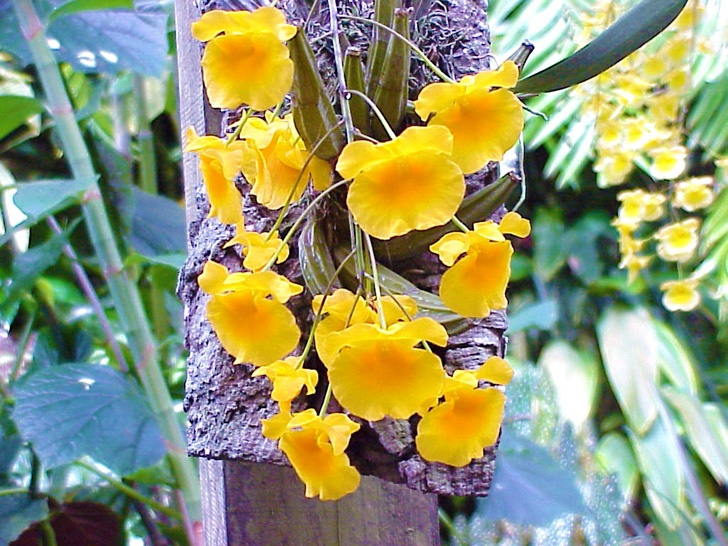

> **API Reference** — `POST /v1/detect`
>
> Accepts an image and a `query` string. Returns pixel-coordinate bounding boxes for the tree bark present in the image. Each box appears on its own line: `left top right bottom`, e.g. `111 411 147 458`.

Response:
176 0 505 542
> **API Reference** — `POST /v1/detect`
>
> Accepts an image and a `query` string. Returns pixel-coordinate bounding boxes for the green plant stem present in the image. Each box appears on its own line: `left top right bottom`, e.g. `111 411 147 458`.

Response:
39 519 58 546
76 461 182 520
12 0 200 528
47 216 127 372
344 89 396 139
8 310 34 385
133 77 169 342
263 179 349 270
0 488 30 497
295 249 356 370
266 120 345 240
341 15 456 84
363 232 387 328
325 0 355 142
451 215 470 232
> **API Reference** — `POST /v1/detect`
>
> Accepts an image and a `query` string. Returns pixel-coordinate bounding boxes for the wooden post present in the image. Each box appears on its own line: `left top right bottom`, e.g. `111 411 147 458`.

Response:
175 0 501 543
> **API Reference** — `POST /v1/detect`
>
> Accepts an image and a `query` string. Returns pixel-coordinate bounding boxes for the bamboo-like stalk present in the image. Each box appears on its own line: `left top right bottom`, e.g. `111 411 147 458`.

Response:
11 0 201 530
133 76 170 341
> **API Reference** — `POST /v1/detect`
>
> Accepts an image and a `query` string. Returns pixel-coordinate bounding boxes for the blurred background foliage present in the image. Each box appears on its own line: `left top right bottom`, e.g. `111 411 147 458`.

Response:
0 0 726 545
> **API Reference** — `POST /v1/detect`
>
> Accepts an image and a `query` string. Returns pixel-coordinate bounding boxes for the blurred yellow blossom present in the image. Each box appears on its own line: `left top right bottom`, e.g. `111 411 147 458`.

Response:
654 218 701 262
660 278 701 311
673 177 714 211
649 146 688 180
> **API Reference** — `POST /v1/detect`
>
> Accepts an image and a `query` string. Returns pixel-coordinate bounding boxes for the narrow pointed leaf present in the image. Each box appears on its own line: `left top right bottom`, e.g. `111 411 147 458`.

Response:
514 0 688 95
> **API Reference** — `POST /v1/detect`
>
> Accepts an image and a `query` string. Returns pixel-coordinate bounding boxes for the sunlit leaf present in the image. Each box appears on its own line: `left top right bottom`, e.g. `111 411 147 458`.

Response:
654 321 698 395
14 364 165 476
663 386 728 485
594 432 639 505
629 416 685 530
508 299 558 333
514 0 688 94
0 96 43 141
539 340 598 427
597 307 659 434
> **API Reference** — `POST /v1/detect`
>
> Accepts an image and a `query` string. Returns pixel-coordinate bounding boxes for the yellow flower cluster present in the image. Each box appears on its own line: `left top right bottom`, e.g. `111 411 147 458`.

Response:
187 5 529 500
579 0 721 312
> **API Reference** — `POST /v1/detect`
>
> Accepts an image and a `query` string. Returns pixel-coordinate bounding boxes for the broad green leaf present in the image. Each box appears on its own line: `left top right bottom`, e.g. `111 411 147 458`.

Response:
514 0 688 94
629 416 685 530
11 501 122 546
597 307 659 434
654 321 698 395
12 178 91 221
0 433 22 477
539 341 598 427
594 432 639 505
0 4 167 76
0 96 43 140
477 429 587 526
49 0 134 22
0 494 48 545
130 188 186 257
507 299 558 333
663 387 728 485
13 363 165 476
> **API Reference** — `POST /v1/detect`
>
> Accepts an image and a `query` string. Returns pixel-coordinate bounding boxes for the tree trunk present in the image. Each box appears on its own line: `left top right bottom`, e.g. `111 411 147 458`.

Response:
175 0 505 543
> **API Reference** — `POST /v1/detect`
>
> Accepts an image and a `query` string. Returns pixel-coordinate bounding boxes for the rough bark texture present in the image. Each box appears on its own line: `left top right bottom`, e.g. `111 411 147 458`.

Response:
179 0 506 496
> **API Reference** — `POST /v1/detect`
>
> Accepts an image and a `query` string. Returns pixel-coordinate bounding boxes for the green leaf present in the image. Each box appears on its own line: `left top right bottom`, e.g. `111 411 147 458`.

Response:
507 299 558 333
129 188 186 257
12 178 91 221
595 432 639 505
49 0 133 22
477 429 587 526
0 4 168 76
3 229 72 310
663 387 728 485
13 363 165 476
0 96 43 141
0 494 48 545
597 307 659 434
654 321 698 395
514 0 688 94
539 340 598 427
532 208 566 280
629 416 685 530
0 433 22 478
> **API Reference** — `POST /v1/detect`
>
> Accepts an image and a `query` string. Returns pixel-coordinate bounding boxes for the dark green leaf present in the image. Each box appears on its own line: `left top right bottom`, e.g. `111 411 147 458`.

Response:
13 363 165 475
49 0 134 22
0 495 48 545
11 501 122 546
130 187 186 257
477 429 587 526
12 178 91 221
532 208 566 281
514 0 688 94
0 96 44 141
4 229 72 309
0 434 22 477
